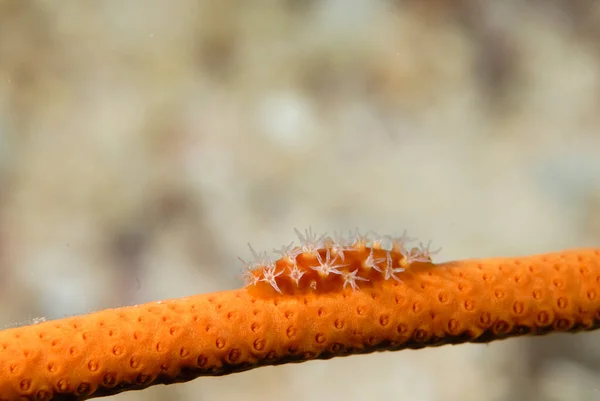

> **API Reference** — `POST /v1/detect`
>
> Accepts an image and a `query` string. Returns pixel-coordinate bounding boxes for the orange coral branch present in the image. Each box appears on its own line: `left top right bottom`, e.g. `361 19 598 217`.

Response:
1 231 599 400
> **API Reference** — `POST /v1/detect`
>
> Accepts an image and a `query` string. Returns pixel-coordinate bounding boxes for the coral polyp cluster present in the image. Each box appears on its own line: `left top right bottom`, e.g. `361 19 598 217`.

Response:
239 228 440 295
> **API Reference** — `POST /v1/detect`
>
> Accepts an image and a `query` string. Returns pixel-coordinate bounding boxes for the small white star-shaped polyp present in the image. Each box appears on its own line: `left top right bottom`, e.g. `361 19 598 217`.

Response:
311 249 347 276
342 269 369 291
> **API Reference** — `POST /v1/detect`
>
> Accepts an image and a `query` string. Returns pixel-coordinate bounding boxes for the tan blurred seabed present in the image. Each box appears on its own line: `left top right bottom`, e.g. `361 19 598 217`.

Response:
1 1 600 400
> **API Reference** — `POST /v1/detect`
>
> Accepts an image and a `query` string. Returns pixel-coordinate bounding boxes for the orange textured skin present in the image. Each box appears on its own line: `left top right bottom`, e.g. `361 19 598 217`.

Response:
1 248 600 400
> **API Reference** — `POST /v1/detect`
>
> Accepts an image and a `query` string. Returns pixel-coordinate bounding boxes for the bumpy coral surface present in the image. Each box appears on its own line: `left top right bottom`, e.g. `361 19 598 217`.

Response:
1 229 599 400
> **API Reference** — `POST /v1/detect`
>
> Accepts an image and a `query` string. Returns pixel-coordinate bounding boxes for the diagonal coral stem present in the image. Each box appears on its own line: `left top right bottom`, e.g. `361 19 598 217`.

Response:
1 246 599 400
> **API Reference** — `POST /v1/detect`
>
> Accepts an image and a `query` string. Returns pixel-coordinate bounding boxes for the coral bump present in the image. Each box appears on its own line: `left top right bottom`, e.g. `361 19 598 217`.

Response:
1 228 599 400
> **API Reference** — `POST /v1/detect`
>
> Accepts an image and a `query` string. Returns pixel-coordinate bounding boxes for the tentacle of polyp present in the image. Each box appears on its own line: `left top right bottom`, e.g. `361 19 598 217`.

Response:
1 228 599 400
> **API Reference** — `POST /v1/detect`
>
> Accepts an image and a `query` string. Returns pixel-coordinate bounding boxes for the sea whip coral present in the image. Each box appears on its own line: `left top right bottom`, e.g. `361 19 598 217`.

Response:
0 229 599 400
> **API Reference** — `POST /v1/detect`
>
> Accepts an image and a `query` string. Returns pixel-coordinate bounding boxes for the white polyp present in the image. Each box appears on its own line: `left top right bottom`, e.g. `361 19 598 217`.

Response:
240 243 272 270
342 269 369 291
363 248 385 272
294 227 328 254
387 230 416 254
384 251 406 281
312 249 347 276
241 268 261 287
261 262 284 293
413 240 441 262
287 263 305 285
349 228 370 249
274 242 303 262
335 230 357 252
401 247 417 264
368 231 388 250
329 233 350 261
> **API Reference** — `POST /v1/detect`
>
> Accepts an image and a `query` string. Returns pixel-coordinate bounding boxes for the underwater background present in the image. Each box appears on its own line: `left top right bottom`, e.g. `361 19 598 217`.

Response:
0 1 599 400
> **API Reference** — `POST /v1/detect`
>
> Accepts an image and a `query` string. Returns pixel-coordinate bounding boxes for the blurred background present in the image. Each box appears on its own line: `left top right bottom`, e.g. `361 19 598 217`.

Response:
1 1 600 400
